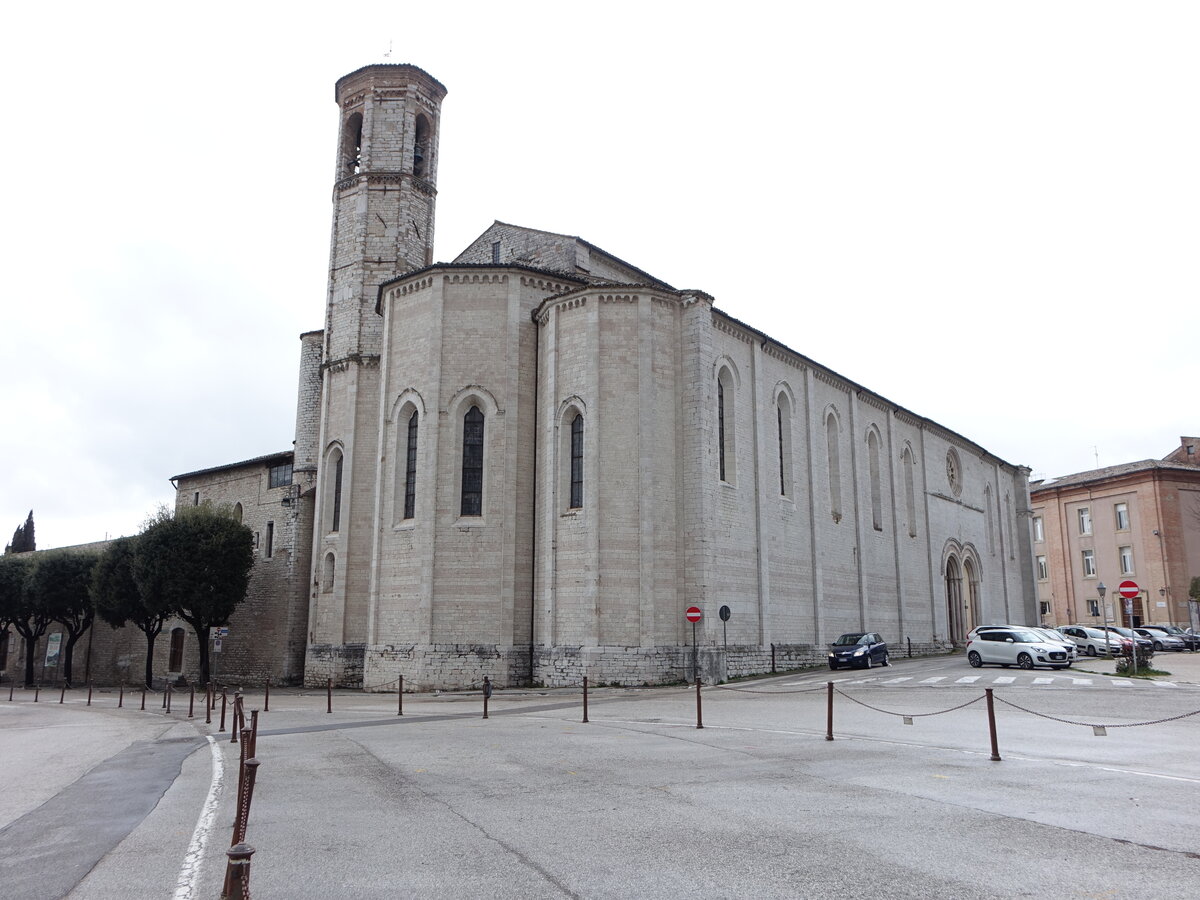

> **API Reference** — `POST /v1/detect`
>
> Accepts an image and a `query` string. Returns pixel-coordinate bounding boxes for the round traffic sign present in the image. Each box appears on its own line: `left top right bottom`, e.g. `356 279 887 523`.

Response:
718 605 731 622
1118 580 1140 599
685 606 702 623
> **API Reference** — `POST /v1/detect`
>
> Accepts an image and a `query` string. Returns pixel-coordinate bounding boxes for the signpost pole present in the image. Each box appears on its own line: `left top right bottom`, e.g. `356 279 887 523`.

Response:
692 621 697 683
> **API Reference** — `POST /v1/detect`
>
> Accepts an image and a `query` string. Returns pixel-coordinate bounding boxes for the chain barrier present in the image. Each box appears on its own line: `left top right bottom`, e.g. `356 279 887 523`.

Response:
992 695 1200 729
834 687 986 718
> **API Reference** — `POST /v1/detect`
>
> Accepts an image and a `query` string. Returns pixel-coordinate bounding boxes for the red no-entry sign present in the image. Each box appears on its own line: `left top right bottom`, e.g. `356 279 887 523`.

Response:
1118 580 1140 599
685 606 702 623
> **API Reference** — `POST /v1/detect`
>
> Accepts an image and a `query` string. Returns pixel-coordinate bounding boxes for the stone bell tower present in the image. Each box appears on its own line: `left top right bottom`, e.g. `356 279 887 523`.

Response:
308 64 447 685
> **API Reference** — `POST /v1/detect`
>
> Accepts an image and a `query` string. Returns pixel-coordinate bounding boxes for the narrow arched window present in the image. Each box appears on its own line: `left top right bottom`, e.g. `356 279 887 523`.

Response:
322 552 336 592
168 627 185 672
461 406 484 516
232 503 243 524
413 114 431 178
826 412 842 521
718 379 727 481
985 486 995 555
777 393 793 498
341 112 363 176
569 413 584 509
324 447 344 534
868 430 883 531
404 411 418 520
717 368 736 484
902 447 917 537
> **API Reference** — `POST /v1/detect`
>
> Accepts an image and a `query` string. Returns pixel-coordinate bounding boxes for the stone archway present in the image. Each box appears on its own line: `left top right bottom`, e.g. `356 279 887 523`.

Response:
946 556 964 644
963 558 981 633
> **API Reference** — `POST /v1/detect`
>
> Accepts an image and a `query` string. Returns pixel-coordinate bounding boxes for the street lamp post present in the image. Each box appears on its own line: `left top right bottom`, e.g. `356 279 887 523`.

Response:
1098 583 1111 657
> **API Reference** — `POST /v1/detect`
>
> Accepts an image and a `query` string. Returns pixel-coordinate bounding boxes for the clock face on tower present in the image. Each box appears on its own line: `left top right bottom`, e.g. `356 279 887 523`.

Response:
946 449 962 497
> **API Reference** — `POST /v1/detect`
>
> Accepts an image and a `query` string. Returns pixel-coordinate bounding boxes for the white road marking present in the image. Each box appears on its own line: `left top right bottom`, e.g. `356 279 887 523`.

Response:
881 677 912 684
955 676 980 684
992 677 1016 684
1151 681 1177 688
173 735 225 900
919 677 947 684
1070 678 1093 685
1032 677 1053 684
1111 680 1133 686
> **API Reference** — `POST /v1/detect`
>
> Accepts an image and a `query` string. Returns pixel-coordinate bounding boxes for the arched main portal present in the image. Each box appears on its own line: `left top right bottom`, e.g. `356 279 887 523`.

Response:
963 558 981 633
946 556 964 644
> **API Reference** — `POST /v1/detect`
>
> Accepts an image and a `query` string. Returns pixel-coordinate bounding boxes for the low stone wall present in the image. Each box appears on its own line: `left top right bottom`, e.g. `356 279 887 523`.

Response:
304 643 365 688
362 644 531 692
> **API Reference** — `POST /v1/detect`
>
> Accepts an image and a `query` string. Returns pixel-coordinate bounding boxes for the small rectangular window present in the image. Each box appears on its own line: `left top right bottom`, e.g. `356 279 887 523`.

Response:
194 492 200 506
491 241 501 264
268 463 293 489
1087 599 1100 617
1032 516 1044 543
1081 548 1096 577
1036 555 1048 580
1114 502 1129 531
1040 601 1051 616
265 522 274 559
1077 507 1092 535
1119 545 1133 574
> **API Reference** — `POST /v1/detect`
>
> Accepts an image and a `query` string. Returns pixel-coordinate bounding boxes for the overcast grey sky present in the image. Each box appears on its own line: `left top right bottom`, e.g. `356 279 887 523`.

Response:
3 1 1196 550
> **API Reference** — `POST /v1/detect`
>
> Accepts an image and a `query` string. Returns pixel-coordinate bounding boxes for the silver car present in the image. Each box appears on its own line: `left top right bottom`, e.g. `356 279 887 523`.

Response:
1135 627 1186 651
1057 625 1124 657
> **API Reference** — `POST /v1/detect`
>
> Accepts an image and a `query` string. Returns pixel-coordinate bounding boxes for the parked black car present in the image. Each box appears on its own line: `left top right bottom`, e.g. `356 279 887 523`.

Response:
1148 625 1200 651
828 632 889 669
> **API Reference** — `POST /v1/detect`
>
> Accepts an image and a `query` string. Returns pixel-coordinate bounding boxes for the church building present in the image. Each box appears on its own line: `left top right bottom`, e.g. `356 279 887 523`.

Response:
175 63 1038 691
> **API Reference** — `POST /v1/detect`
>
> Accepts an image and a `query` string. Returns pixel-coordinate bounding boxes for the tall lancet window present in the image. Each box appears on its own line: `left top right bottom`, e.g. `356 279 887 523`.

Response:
569 414 584 509
403 411 418 520
324 447 344 534
461 406 484 516
826 412 842 521
867 429 883 531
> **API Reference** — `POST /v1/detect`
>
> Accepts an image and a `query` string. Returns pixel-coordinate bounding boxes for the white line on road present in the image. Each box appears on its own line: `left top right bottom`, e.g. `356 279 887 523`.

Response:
1070 678 1093 685
992 677 1015 684
1111 680 1134 686
1151 681 1177 688
919 677 947 684
881 677 912 684
173 735 225 900
1032 677 1053 684
955 676 980 683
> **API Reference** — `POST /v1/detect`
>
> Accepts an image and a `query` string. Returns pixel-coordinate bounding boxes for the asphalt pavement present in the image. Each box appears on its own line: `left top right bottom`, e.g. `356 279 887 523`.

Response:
2 654 1198 899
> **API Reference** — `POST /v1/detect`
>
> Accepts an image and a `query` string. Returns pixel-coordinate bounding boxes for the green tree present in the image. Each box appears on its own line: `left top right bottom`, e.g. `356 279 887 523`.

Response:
0 554 51 686
4 510 35 555
92 536 172 688
26 551 98 687
133 505 253 685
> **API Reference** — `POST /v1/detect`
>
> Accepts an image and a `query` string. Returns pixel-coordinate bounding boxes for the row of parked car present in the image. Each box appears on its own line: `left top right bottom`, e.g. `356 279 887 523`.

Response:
963 623 1199 670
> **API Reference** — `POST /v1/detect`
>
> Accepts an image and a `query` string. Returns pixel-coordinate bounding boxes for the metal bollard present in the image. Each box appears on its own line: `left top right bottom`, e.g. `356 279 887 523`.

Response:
188 686 195 719
327 678 332 714
87 683 93 706
140 688 146 711
264 678 270 713
34 685 40 703
249 709 258 758
223 842 255 900
825 681 834 741
60 684 66 704
231 691 242 744
482 676 491 719
118 684 123 708
397 674 403 716
771 643 777 674
695 677 703 729
166 684 172 715
220 691 227 732
9 683 14 701
985 688 1001 761
582 675 589 724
